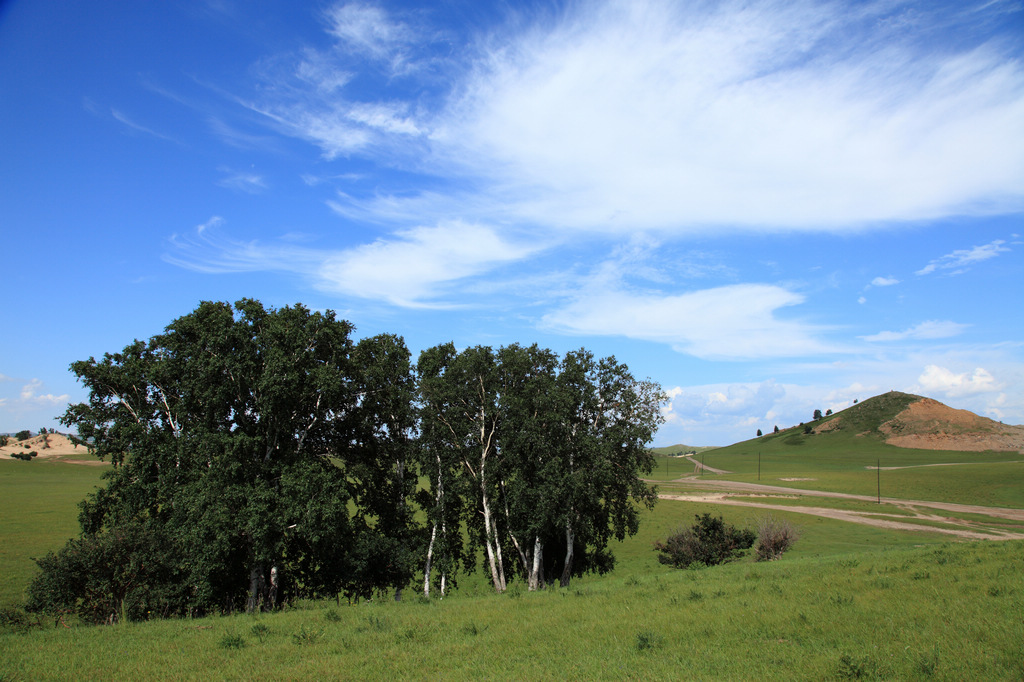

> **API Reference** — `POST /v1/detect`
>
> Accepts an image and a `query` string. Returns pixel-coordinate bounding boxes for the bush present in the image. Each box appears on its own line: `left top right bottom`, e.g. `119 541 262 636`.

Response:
15 430 31 442
654 513 756 569
755 515 800 561
26 521 186 624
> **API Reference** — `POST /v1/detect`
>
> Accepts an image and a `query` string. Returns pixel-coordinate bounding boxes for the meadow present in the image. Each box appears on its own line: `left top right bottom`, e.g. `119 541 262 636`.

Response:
2 446 1023 680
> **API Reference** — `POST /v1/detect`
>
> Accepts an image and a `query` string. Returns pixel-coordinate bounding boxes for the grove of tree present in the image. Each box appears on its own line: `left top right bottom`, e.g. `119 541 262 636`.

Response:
27 299 665 622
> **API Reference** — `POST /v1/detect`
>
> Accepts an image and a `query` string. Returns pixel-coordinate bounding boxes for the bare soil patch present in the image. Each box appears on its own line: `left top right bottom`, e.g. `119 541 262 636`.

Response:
880 398 1024 452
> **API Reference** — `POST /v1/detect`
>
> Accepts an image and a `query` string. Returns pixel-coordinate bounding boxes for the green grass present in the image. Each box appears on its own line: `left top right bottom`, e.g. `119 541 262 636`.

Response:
0 459 108 607
2 539 1021 680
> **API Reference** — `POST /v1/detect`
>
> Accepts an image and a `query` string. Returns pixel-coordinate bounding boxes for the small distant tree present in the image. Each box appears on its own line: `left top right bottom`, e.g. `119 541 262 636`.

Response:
853 399 858 404
0 435 8 447
773 425 779 434
15 430 31 442
813 409 823 420
825 409 832 417
756 429 762 437
654 514 755 569
803 424 813 435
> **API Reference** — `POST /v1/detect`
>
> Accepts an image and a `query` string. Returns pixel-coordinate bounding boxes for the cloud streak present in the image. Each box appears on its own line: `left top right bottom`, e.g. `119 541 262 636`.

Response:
165 218 543 308
916 239 1011 275
861 320 969 342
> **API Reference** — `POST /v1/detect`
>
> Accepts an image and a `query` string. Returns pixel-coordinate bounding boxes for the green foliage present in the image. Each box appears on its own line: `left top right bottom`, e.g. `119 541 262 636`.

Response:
14 431 30 442
219 632 247 649
25 521 184 624
654 513 755 569
417 343 664 595
292 623 324 645
0 606 43 633
635 630 663 651
37 299 409 617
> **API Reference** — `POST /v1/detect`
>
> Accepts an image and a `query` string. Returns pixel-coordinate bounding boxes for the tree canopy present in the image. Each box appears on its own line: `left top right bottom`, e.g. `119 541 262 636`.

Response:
28 299 666 622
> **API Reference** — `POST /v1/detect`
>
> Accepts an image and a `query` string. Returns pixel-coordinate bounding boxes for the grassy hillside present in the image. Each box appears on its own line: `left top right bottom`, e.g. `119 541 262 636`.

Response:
3 535 1021 680
651 444 719 456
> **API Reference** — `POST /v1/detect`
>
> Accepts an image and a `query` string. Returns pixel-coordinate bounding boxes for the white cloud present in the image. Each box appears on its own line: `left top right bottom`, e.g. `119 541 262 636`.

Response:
916 239 1011 275
870 276 899 287
315 221 541 307
243 0 1024 232
165 219 541 308
324 2 412 64
915 364 1000 397
861 320 969 342
19 379 70 406
543 283 836 360
217 168 267 194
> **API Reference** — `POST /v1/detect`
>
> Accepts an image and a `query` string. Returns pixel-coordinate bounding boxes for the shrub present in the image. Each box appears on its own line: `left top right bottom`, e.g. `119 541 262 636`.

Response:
755 515 800 561
654 514 756 569
25 521 185 624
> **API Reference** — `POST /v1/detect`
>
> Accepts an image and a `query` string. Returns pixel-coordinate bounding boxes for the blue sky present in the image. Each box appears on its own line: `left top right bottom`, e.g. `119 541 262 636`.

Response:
1 0 1022 445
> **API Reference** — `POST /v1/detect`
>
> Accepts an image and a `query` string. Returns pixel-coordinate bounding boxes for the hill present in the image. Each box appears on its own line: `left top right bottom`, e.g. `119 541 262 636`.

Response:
651 444 718 456
811 391 1024 452
0 433 90 460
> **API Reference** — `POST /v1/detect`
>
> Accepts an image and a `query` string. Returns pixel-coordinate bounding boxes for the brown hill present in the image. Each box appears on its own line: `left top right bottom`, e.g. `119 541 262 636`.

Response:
876 397 1024 452
1 432 91 460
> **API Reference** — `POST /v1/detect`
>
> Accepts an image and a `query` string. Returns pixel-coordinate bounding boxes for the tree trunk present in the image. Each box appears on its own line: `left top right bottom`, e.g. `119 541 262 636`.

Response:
560 524 575 588
423 522 437 599
246 564 265 613
528 536 544 591
268 565 278 610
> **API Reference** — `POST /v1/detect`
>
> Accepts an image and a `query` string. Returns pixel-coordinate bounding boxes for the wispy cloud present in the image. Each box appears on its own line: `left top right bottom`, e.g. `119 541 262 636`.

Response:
165 218 543 308
315 221 542 307
861 320 969 342
110 108 177 142
915 239 1011 275
543 283 837 360
216 167 267 193
870 276 900 287
339 0 1021 232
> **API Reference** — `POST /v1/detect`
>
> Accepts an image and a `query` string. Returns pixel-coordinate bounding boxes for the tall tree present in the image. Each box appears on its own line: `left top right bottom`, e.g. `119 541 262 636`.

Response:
40 300 369 618
347 334 421 601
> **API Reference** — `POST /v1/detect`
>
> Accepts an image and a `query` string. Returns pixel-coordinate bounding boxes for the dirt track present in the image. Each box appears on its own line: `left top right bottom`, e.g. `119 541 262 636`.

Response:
658 477 1024 540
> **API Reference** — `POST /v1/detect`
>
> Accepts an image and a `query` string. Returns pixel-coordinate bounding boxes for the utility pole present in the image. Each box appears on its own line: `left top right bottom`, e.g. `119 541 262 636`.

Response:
877 458 880 504
758 452 761 481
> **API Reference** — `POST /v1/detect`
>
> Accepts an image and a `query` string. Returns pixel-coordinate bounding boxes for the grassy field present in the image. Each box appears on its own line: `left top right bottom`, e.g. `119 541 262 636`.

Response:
0 458 107 607
2 445 1023 680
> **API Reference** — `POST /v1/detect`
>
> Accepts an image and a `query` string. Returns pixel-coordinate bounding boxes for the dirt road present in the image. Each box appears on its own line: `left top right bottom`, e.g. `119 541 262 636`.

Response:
658 477 1024 540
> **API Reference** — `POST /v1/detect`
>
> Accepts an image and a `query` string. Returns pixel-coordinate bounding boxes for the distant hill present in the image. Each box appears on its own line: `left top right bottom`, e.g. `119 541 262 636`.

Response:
651 444 718 456
1 432 89 459
759 391 1024 452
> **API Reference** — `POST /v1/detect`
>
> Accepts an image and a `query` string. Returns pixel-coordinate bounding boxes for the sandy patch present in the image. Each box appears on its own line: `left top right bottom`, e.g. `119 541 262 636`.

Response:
1 433 101 463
